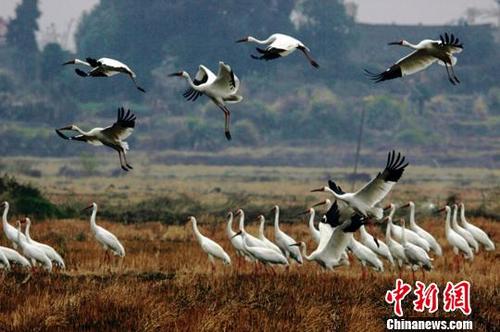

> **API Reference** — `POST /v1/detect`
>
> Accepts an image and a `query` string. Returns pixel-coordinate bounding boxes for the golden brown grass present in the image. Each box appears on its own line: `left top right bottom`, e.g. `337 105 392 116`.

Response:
0 215 498 331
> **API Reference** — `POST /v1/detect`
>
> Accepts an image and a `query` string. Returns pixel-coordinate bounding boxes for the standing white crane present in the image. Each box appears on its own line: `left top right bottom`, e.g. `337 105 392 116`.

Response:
22 218 65 269
169 62 242 140
55 107 136 171
232 230 288 269
383 204 431 252
311 150 409 220
189 216 231 270
16 220 52 272
451 204 479 253
401 201 442 256
271 205 303 264
2 201 26 248
298 207 320 244
364 32 463 85
459 203 495 251
384 216 408 270
83 203 125 260
63 57 145 92
0 246 31 269
398 219 433 280
236 33 319 68
438 206 473 271
348 237 384 275
256 215 282 254
225 212 245 257
234 209 268 249
359 225 394 266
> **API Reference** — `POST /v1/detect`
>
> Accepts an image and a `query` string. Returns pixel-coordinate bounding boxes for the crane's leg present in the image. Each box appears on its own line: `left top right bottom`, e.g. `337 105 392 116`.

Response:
444 64 456 85
117 151 129 172
216 104 232 140
121 149 133 169
449 65 460 84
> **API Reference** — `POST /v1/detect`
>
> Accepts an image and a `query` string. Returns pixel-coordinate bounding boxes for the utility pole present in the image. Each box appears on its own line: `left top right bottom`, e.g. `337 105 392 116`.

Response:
351 107 366 191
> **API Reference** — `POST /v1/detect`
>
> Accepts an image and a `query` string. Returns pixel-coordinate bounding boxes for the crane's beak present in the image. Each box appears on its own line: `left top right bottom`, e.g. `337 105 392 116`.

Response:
234 210 242 217
236 37 248 43
401 203 410 208
310 187 324 193
62 60 75 65
231 231 242 239
388 41 402 45
312 200 328 207
382 216 390 223
168 72 183 77
295 210 310 217
289 243 301 247
383 205 392 211
81 205 93 212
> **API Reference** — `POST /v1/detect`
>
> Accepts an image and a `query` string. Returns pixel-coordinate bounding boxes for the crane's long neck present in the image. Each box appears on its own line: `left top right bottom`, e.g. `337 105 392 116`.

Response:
182 72 197 89
401 221 407 245
259 219 265 239
460 205 468 226
452 206 459 228
402 40 420 49
308 210 316 235
16 222 24 248
73 125 89 136
444 208 451 235
226 215 235 237
191 218 203 242
385 219 392 241
25 219 33 243
389 205 396 219
74 58 91 67
273 208 281 232
325 187 342 200
238 213 245 233
300 242 312 261
248 35 274 45
2 204 8 229
359 225 369 239
409 205 416 227
90 206 98 232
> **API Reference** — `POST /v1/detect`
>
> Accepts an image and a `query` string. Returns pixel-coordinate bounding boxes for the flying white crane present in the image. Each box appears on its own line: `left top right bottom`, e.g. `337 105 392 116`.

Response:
401 201 442 256
384 204 431 252
398 218 433 280
256 215 282 254
271 205 303 264
0 249 10 271
169 62 242 140
291 201 366 270
365 32 463 85
22 218 65 269
189 216 231 269
16 220 52 272
1 201 26 248
0 246 31 269
63 57 145 92
383 216 408 270
438 206 473 271
55 107 136 171
225 212 245 257
459 203 495 251
451 204 479 253
348 237 384 275
232 231 288 268
83 203 125 260
236 33 319 68
359 225 394 266
311 150 409 220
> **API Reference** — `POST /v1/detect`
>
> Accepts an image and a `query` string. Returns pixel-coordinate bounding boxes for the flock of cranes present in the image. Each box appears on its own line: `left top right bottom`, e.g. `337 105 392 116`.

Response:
55 32 465 170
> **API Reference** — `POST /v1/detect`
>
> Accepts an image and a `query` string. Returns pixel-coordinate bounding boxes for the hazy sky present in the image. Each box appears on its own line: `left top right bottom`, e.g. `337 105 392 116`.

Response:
0 0 497 51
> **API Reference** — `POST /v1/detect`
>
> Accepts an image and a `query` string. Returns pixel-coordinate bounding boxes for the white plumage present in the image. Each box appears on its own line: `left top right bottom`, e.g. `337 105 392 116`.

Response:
256 215 282 255
402 201 442 256
190 216 231 266
84 203 125 258
398 219 433 272
0 246 31 269
169 62 242 140
1 201 26 248
16 220 52 272
236 33 319 68
384 216 408 268
56 107 136 172
23 218 65 269
451 205 479 253
439 206 473 260
384 203 431 252
359 225 394 266
225 212 245 257
365 32 463 85
63 57 145 92
348 237 384 272
233 231 287 266
272 205 303 264
460 203 495 251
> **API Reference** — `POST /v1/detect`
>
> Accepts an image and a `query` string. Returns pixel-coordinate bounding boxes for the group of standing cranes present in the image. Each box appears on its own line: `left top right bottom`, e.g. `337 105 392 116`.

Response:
54 31 464 171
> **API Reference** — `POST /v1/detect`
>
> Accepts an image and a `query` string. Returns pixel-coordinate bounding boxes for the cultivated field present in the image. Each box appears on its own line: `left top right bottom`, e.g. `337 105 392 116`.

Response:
0 158 498 331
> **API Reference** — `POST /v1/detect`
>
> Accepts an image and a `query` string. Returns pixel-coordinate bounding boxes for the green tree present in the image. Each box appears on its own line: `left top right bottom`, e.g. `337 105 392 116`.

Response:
6 0 40 76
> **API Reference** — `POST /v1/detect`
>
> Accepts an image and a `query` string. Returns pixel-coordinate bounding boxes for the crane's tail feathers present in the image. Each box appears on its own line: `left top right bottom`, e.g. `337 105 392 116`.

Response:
75 69 88 77
121 141 130 152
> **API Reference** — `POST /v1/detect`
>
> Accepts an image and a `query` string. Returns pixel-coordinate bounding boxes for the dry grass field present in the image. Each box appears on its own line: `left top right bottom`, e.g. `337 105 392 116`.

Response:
0 158 498 331
0 215 498 331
